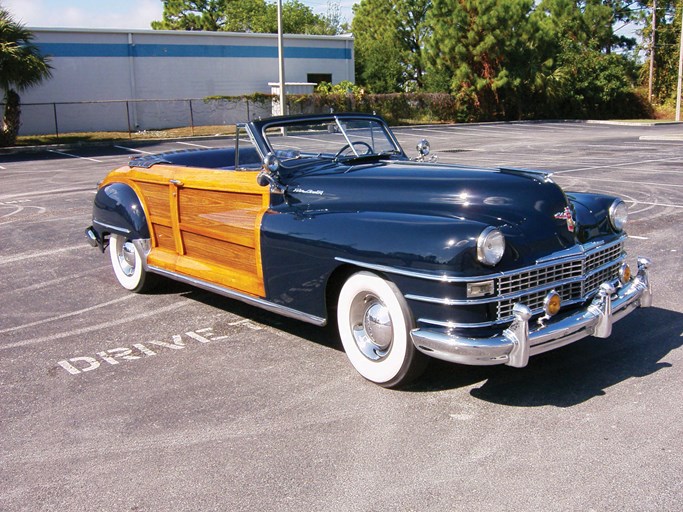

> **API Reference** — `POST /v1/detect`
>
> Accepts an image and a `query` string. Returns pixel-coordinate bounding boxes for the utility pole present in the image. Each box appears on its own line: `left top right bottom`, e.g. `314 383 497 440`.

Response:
648 0 657 102
676 1 683 121
277 0 286 116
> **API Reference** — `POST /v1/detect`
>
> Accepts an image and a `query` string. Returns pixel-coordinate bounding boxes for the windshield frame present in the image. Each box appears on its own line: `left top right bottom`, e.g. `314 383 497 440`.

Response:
247 113 407 167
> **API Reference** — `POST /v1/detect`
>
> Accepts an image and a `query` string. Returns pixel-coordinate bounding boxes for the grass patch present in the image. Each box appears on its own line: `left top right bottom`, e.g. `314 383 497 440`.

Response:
14 125 236 147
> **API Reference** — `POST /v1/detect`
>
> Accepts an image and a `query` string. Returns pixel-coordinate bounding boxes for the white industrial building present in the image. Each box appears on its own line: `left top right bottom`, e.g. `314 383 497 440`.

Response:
17 28 355 135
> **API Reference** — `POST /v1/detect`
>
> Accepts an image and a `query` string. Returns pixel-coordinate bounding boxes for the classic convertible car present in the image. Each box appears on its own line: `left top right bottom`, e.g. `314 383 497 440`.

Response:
86 113 652 387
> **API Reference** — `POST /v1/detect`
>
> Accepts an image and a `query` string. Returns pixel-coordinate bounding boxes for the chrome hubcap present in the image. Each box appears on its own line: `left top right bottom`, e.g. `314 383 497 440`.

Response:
350 294 393 361
118 241 136 277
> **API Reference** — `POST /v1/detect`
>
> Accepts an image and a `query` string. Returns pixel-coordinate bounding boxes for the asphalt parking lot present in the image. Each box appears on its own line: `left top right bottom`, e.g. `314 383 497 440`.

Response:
1 121 682 511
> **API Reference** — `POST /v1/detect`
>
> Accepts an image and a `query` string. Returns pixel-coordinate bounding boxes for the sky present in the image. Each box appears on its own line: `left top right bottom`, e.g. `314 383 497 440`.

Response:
1 0 358 30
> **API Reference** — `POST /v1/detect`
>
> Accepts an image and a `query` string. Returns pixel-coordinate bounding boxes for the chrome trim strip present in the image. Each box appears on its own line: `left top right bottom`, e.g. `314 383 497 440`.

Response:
405 255 625 308
417 297 589 329
335 236 626 284
148 266 327 327
93 219 131 234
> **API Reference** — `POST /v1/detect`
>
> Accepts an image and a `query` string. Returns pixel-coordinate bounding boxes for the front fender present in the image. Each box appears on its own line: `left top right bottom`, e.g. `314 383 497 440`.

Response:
567 192 621 242
260 209 489 320
92 182 150 242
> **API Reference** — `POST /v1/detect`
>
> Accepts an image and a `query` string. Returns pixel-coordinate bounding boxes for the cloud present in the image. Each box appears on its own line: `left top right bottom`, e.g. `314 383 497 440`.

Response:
1 0 163 30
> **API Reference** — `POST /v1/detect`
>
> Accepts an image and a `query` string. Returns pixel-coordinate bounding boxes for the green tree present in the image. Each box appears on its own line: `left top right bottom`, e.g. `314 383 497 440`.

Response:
426 0 538 119
531 1 640 116
0 7 52 146
151 0 225 30
153 0 344 35
639 0 681 104
352 0 430 92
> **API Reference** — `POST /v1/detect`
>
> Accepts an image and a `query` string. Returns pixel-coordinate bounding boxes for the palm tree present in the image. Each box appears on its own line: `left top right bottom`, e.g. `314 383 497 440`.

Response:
0 8 52 146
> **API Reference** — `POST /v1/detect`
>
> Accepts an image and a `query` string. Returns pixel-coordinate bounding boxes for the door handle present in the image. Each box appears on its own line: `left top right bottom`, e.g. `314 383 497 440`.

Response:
169 179 183 187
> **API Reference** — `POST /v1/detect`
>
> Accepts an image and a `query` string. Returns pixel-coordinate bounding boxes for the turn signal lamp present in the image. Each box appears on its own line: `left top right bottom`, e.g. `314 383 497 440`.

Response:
467 280 495 298
619 262 631 285
543 291 562 317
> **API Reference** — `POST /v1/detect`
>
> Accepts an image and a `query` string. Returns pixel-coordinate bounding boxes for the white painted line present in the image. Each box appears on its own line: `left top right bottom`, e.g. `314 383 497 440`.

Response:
0 204 46 219
0 267 108 295
639 135 683 142
0 165 5 169
47 149 103 163
624 200 683 209
114 145 155 154
556 156 681 174
1 301 189 351
0 295 137 334
628 235 649 240
562 176 683 189
176 141 211 148
0 246 81 265
0 187 94 201
403 128 459 140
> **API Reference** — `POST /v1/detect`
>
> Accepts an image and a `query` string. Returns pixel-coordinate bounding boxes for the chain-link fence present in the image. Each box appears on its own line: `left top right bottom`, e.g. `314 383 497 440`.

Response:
6 97 275 139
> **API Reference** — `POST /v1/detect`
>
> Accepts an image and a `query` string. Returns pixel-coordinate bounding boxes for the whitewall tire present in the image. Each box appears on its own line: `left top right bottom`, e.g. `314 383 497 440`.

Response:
337 271 427 387
109 234 155 292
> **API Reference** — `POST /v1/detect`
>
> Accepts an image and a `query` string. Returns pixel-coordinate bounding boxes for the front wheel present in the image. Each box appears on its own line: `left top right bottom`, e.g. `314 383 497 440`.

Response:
337 271 427 388
109 234 157 293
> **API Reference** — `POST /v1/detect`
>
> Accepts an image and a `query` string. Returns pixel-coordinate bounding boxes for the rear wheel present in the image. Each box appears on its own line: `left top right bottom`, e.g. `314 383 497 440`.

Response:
109 234 157 292
337 271 427 388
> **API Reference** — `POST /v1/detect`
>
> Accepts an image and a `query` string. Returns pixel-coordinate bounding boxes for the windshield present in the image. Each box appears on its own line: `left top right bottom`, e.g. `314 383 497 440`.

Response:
262 118 402 162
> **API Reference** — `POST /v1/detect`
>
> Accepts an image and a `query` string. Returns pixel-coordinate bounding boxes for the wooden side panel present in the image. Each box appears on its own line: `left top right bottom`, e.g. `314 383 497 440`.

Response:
136 182 171 223
176 184 266 296
178 189 260 248
104 164 269 297
152 224 175 252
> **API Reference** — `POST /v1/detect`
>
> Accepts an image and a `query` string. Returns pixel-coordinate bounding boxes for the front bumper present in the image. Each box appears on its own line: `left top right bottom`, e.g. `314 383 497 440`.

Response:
411 257 653 367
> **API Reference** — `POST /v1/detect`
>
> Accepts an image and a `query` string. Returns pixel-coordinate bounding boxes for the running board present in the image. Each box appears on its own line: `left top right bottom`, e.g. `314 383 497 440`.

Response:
148 265 327 327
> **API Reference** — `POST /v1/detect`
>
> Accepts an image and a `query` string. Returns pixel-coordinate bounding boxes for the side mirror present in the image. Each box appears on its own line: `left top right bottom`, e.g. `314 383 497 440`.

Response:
257 153 285 193
263 152 280 173
414 139 437 163
416 139 430 157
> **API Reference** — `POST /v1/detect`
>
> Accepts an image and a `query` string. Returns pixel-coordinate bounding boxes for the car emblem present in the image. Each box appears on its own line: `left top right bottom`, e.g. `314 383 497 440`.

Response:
554 206 575 232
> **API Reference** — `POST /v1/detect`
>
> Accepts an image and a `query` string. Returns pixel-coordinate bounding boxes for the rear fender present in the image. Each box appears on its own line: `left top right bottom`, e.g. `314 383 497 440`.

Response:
91 182 150 251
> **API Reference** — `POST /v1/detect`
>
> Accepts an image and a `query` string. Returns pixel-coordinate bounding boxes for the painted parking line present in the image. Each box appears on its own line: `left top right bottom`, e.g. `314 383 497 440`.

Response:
47 149 103 163
556 156 682 174
625 200 683 209
564 176 683 189
176 141 212 148
0 204 47 219
0 295 137 335
403 128 464 139
0 187 94 201
1 301 189 351
0 246 82 265
114 145 155 155
629 235 650 240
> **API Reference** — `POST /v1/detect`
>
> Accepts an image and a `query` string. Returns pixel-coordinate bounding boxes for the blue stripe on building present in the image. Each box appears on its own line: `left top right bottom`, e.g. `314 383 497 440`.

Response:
37 42 352 60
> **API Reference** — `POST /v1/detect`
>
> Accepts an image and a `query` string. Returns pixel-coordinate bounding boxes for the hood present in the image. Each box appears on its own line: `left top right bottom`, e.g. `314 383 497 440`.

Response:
284 161 578 264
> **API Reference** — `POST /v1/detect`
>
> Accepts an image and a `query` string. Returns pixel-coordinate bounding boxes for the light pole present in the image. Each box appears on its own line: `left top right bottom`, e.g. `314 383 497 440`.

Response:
676 3 683 121
277 0 286 116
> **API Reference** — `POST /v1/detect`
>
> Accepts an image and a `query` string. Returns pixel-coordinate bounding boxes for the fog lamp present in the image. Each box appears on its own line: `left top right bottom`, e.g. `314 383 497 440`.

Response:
619 262 631 285
543 291 562 317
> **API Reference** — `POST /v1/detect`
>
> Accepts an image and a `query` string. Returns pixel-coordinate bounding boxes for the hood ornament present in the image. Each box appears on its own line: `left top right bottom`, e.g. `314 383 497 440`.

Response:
554 206 576 232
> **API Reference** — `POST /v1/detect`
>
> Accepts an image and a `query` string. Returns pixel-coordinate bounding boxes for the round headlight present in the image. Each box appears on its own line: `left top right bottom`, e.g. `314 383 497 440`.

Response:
609 199 628 232
477 227 505 266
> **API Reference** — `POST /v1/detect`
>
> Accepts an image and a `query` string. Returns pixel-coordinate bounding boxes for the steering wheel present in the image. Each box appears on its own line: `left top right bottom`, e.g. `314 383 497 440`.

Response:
334 141 373 159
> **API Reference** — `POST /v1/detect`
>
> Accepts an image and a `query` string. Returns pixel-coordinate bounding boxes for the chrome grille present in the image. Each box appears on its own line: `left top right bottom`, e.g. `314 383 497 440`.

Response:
498 260 583 295
496 241 624 321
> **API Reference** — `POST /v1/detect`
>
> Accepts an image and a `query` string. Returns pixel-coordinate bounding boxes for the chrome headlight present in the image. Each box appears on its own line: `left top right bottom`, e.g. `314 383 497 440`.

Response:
477 227 505 266
609 199 628 232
